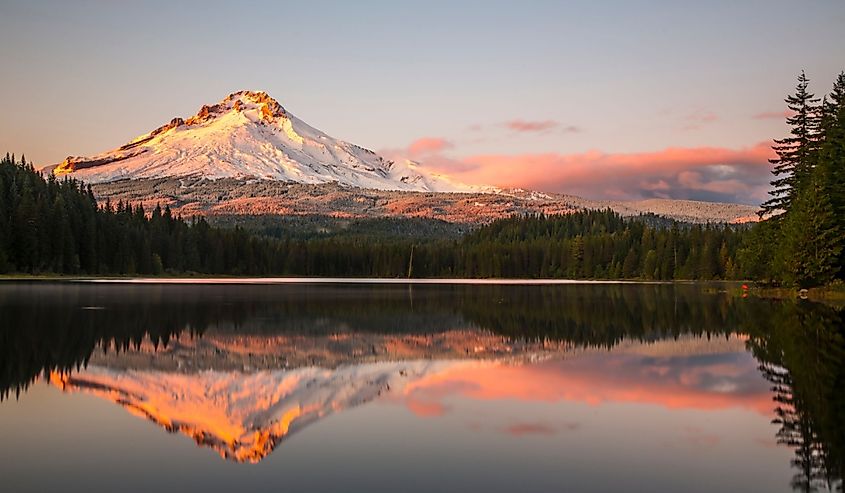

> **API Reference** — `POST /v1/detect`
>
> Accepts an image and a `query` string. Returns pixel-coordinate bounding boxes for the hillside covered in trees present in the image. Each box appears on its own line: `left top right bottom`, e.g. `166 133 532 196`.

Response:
0 155 283 276
0 72 842 286
0 153 745 280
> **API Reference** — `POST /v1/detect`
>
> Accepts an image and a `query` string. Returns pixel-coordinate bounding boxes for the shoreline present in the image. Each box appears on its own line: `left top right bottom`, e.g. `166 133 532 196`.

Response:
3 275 841 305
0 275 677 285
748 284 845 305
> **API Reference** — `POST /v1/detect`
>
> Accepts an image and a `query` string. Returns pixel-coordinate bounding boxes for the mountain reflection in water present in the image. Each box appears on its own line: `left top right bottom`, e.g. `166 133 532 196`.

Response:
0 282 843 491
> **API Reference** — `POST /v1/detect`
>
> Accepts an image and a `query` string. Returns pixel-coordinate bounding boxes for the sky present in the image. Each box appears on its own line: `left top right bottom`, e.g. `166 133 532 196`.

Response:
1 0 844 204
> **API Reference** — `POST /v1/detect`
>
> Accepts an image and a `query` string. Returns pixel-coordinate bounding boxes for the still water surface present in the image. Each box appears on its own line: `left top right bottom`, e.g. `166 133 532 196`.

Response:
0 281 842 492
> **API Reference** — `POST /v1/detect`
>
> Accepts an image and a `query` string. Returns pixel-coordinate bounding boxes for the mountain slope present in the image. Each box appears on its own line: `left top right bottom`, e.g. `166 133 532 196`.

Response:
48 330 567 462
48 90 760 223
50 360 471 463
89 178 760 224
52 91 479 193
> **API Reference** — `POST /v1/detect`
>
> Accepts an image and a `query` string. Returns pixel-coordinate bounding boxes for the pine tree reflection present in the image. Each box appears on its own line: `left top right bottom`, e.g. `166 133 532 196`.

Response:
746 301 845 492
0 282 841 488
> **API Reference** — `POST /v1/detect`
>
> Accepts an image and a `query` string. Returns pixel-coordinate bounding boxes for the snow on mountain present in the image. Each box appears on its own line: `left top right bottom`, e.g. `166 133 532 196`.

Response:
52 91 482 193
50 360 478 463
47 90 758 223
46 330 568 462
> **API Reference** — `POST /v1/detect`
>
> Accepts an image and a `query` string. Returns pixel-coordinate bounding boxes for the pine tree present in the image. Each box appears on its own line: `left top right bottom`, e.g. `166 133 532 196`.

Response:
622 248 639 278
761 71 822 218
778 176 843 287
817 72 845 277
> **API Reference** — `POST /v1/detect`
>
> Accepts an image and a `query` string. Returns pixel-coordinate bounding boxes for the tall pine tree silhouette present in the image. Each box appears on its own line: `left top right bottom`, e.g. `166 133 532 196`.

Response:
761 71 821 218
818 72 845 277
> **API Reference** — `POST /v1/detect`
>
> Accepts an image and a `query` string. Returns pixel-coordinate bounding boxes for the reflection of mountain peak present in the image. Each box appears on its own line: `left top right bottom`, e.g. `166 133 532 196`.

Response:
44 329 574 462
47 333 765 462
50 360 487 463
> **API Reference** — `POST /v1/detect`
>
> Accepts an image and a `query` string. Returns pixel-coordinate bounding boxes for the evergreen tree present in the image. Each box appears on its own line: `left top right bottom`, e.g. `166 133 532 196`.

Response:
778 177 843 287
817 72 845 277
761 71 822 218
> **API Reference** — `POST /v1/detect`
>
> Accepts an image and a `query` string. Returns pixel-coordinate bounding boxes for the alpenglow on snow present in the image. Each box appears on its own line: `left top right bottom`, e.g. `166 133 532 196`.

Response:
51 91 478 193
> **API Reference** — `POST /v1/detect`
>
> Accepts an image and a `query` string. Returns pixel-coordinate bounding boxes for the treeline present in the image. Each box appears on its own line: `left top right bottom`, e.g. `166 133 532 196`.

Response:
0 282 798 399
0 158 745 279
741 71 845 287
209 214 468 241
447 210 743 279
3 65 844 285
246 213 744 279
0 155 288 275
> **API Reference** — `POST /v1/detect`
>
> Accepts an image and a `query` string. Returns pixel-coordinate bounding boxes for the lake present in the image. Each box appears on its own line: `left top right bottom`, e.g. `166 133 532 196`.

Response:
0 281 842 492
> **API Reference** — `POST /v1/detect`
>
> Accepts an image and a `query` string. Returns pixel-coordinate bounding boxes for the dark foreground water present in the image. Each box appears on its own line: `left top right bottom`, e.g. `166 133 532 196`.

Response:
0 281 843 493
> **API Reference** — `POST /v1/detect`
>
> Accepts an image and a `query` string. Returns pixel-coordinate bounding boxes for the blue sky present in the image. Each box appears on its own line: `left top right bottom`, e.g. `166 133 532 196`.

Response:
1 0 843 202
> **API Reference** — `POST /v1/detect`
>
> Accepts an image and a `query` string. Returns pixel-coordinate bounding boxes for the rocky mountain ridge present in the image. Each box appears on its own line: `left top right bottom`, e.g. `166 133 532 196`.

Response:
90 178 760 224
51 90 481 193
47 90 760 223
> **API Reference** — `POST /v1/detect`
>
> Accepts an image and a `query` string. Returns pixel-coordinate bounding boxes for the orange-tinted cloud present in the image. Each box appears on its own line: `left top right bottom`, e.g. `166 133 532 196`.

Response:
505 119 561 133
752 110 794 120
427 142 774 204
407 137 453 156
401 348 774 417
403 380 479 418
505 422 559 436
405 398 448 417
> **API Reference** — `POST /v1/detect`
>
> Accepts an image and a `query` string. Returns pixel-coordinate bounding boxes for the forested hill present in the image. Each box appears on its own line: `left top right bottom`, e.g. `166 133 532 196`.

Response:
458 211 744 279
2 61 844 290
0 154 282 275
1 153 746 280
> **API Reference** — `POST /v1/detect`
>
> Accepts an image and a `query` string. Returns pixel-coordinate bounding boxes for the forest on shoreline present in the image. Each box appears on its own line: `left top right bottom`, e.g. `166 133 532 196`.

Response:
0 71 843 287
0 155 747 281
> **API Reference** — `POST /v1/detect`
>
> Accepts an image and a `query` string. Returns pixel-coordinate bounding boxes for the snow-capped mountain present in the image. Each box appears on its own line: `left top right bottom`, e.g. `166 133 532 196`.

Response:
50 360 475 463
52 90 478 193
47 330 566 462
48 90 759 223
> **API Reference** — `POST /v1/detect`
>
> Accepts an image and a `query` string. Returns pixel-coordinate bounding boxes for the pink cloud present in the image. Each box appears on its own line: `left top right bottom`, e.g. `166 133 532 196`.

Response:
406 399 448 417
402 380 479 418
505 422 558 436
676 170 751 195
505 119 561 133
431 142 774 204
382 137 776 204
400 350 774 418
407 137 453 156
752 110 794 120
641 179 672 191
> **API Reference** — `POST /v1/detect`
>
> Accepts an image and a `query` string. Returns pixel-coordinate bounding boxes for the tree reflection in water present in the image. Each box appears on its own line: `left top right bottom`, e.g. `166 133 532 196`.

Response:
0 282 842 490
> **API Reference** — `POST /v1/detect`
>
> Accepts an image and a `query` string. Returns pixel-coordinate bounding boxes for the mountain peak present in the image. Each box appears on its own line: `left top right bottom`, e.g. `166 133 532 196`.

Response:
186 90 288 125
51 91 477 193
224 89 283 107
